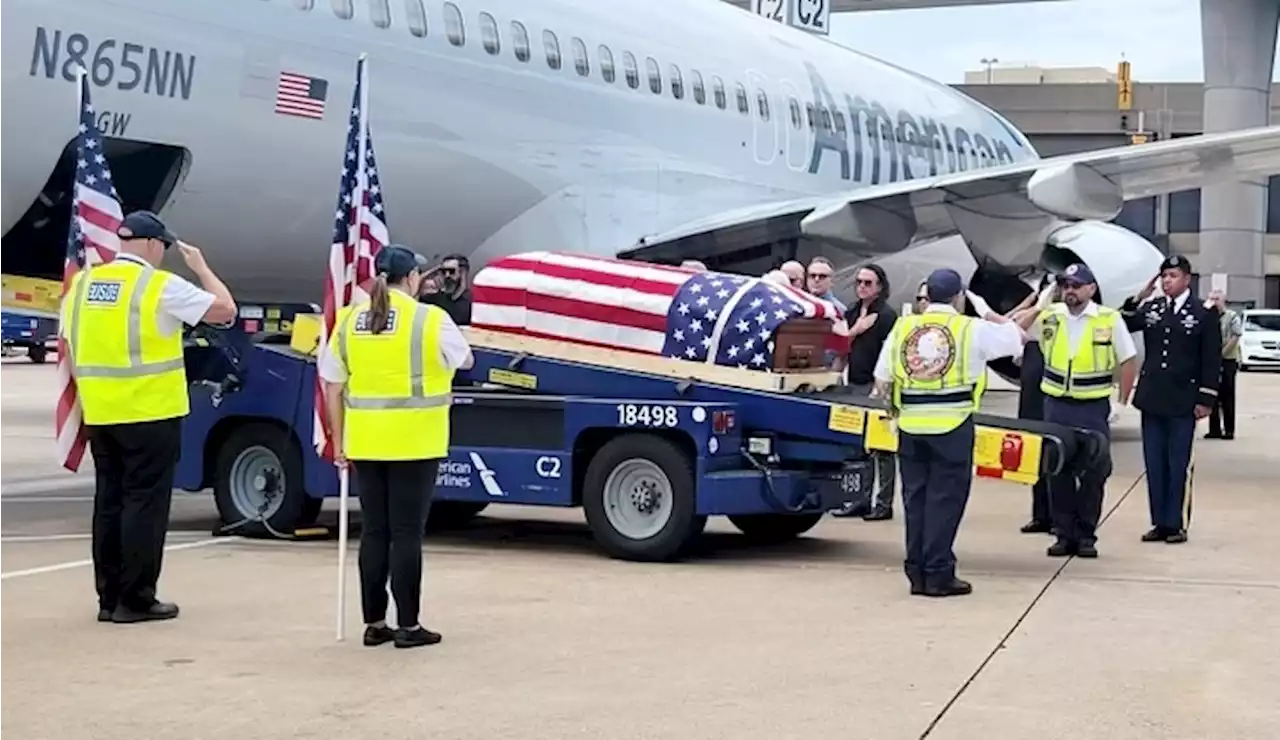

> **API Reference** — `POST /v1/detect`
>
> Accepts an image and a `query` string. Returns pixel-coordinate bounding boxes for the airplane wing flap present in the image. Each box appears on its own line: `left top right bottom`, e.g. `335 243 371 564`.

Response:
622 125 1280 265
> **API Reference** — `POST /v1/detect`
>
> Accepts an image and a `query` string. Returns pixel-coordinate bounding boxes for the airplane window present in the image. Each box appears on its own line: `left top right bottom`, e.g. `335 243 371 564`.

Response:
734 83 748 115
623 52 639 89
543 30 561 70
805 103 815 128
669 65 684 100
690 70 705 104
369 0 390 28
443 2 464 46
756 90 769 121
833 110 846 135
511 21 530 62
572 37 589 76
404 0 426 36
819 106 831 130
293 0 315 9
331 0 353 19
645 57 661 95
598 45 615 83
479 12 500 54
789 98 801 129
711 76 726 109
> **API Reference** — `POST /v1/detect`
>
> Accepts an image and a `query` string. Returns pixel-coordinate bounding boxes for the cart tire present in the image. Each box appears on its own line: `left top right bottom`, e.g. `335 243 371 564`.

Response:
213 424 308 539
28 345 46 364
582 434 704 562
728 513 824 543
426 501 489 531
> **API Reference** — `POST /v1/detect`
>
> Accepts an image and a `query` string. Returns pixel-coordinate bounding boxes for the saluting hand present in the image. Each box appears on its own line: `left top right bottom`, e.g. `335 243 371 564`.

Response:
1138 274 1159 301
177 242 209 273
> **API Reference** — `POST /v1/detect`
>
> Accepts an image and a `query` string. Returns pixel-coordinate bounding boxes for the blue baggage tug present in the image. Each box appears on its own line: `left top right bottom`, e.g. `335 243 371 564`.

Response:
174 316 1093 562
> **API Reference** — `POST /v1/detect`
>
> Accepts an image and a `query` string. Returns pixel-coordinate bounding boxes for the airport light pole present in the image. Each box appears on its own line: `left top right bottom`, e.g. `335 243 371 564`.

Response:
980 57 999 83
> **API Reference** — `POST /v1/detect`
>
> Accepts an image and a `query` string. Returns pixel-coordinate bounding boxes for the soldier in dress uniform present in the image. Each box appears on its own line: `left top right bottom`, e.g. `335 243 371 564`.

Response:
1119 255 1221 544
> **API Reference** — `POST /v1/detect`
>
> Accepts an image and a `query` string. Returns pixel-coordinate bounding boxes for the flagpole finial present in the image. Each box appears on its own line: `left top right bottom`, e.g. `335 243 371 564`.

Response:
358 52 368 62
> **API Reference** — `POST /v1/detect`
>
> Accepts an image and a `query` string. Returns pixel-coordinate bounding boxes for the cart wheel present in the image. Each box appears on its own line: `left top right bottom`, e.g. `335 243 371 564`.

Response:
28 345 46 364
728 513 824 543
213 423 308 539
582 434 705 562
426 501 489 531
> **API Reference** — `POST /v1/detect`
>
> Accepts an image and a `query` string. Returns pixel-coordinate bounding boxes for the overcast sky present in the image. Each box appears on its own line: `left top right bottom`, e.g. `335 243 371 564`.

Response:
828 0 1280 84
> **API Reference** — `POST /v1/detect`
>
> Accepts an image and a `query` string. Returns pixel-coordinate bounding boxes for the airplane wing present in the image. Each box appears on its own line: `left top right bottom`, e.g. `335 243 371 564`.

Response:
620 125 1280 269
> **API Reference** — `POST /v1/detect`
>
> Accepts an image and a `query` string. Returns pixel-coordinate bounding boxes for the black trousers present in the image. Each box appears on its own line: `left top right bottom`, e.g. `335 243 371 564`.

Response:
898 419 975 587
1140 413 1196 533
1208 359 1238 437
88 418 182 611
353 459 439 628
1044 397 1113 545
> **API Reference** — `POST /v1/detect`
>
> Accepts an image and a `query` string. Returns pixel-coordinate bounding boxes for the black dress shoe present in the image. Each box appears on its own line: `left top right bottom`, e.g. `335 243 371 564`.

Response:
1165 530 1188 544
1076 542 1098 559
111 601 179 623
363 625 395 646
1223 433 1234 440
922 578 972 597
395 626 443 649
863 508 893 521
832 502 870 518
1047 540 1076 557
1141 528 1166 542
97 608 114 623
1020 519 1053 534
1204 432 1222 440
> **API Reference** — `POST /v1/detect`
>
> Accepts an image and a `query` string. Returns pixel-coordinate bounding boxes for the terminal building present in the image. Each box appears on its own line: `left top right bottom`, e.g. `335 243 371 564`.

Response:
956 65 1280 307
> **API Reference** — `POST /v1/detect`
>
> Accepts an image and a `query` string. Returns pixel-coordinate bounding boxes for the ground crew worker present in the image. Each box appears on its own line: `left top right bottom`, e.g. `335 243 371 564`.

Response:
1119 255 1221 544
318 245 474 649
61 210 237 624
1016 264 1137 558
873 269 1028 597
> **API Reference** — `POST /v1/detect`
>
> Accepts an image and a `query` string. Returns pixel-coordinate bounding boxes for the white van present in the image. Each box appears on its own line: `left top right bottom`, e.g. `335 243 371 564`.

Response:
1240 308 1280 371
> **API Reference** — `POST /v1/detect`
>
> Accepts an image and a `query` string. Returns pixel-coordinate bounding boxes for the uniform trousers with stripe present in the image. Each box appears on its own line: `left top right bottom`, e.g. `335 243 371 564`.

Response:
898 418 975 587
1043 397 1113 545
1140 413 1195 533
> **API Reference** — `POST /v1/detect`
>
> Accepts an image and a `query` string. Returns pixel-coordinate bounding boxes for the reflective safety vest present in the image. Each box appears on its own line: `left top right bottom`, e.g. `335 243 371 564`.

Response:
1038 304 1118 400
64 260 189 425
335 290 454 461
890 312 984 435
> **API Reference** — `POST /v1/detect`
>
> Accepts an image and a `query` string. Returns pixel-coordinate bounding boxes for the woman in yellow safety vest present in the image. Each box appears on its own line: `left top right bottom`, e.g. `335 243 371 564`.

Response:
318 245 474 650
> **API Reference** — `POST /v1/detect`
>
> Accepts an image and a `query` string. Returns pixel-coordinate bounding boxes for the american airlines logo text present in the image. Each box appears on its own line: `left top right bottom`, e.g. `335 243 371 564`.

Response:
436 460 473 489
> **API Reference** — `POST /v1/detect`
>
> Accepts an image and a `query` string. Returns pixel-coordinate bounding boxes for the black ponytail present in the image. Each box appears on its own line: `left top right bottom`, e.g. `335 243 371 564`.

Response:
368 273 391 334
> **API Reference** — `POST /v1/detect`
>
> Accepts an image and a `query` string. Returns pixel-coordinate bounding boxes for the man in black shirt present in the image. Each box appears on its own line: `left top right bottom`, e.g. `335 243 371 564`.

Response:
420 253 472 326
834 264 899 521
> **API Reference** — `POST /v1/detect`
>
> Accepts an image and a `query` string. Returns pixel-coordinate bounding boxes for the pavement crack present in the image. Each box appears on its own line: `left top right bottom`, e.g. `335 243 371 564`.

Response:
917 471 1146 739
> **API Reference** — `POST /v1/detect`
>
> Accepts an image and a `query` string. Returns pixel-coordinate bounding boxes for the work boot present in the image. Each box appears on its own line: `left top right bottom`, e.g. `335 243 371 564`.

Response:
1165 530 1188 544
922 578 972 598
111 601 179 624
1076 541 1099 559
1046 540 1076 558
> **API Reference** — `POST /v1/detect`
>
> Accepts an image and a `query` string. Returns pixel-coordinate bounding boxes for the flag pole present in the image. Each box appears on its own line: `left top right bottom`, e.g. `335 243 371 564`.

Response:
335 52 369 643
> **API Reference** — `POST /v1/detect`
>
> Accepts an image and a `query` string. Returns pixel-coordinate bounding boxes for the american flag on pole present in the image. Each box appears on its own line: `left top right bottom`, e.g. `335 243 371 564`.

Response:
471 252 841 369
313 54 388 461
55 68 124 472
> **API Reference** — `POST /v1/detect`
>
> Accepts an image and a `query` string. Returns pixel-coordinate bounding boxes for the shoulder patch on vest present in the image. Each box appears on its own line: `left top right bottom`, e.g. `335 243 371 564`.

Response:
353 308 398 333
85 281 123 305
901 323 957 380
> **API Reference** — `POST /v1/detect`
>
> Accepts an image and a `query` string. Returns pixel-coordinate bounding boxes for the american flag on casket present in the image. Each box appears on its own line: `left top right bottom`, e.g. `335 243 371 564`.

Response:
470 251 845 370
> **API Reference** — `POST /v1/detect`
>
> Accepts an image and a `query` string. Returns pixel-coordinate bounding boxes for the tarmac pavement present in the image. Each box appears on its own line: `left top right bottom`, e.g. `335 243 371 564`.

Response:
3 358 1278 739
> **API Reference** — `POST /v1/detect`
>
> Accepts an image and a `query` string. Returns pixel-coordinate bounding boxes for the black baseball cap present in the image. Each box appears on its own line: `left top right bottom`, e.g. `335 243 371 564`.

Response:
375 245 427 280
117 210 176 247
925 268 964 302
1160 254 1193 275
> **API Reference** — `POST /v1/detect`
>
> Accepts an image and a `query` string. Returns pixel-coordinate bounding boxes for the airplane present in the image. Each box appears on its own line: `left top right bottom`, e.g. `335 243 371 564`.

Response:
3 0 1280 386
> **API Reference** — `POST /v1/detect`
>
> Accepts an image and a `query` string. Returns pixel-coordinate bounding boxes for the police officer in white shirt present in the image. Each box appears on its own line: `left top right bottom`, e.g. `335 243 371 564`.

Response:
873 269 1028 597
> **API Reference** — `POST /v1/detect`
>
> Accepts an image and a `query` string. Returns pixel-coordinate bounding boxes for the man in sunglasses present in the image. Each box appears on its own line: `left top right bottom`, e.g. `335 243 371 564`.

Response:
419 253 472 327
1015 264 1137 558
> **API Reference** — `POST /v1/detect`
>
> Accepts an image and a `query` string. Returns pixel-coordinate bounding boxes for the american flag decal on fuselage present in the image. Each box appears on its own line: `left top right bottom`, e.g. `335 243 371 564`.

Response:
274 71 328 119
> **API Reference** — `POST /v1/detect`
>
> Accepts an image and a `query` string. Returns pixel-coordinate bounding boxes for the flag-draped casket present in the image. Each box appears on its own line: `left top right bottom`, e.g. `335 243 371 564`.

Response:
470 252 848 372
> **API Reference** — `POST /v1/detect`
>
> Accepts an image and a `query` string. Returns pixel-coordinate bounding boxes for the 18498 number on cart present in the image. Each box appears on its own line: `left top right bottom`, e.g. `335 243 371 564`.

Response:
616 404 679 428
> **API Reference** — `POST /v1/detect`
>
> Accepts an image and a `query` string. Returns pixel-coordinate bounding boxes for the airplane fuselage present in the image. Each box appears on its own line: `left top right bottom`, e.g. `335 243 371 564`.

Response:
1 0 1039 305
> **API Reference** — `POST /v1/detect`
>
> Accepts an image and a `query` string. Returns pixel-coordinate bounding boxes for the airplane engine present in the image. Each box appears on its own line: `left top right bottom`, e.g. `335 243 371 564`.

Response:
968 219 1165 386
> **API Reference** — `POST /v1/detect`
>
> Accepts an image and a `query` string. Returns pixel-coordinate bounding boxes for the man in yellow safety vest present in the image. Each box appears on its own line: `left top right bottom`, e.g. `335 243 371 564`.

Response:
1017 263 1137 559
61 210 237 624
873 268 1029 597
